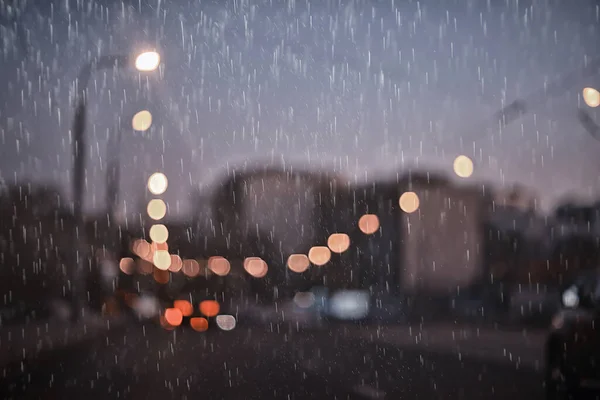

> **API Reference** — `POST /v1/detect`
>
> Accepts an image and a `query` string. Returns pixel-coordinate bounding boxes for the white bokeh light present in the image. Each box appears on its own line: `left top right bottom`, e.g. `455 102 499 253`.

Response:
147 172 168 195
135 51 160 72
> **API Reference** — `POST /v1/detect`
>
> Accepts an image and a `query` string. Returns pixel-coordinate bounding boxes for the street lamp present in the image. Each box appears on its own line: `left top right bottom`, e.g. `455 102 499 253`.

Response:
70 50 160 320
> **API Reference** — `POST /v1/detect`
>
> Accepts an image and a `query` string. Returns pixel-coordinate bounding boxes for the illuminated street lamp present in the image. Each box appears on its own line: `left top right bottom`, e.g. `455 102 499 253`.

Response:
70 50 160 320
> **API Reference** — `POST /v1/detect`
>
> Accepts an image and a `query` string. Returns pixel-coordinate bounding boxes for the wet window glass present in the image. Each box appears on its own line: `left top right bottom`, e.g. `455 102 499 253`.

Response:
1 0 600 399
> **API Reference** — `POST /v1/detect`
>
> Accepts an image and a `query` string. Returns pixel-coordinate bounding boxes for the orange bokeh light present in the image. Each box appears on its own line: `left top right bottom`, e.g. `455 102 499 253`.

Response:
153 268 170 284
119 257 136 275
190 317 209 332
287 254 310 273
358 214 380 234
327 233 351 253
164 308 183 326
174 300 193 317
160 315 175 330
199 300 220 317
308 246 331 266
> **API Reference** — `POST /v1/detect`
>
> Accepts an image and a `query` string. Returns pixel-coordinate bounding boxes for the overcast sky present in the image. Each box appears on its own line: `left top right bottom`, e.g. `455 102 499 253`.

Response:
0 0 599 215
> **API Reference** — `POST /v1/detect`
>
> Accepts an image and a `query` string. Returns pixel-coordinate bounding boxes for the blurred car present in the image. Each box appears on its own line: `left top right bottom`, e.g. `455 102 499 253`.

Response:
545 269 600 399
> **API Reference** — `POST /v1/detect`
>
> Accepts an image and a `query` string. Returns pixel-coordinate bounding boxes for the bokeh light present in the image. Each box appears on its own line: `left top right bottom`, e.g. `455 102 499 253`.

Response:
208 256 230 276
160 315 176 330
147 199 167 220
399 191 420 213
135 51 160 72
131 110 152 132
327 233 350 253
216 315 236 331
132 239 151 259
147 172 168 195
182 259 200 277
153 268 170 284
174 300 193 317
169 254 183 272
149 224 169 243
151 241 169 252
583 87 600 108
153 250 171 270
358 214 380 234
199 300 220 317
244 257 268 278
119 257 135 275
293 292 316 309
190 317 209 332
287 254 310 273
164 308 183 326
308 246 331 266
453 155 474 178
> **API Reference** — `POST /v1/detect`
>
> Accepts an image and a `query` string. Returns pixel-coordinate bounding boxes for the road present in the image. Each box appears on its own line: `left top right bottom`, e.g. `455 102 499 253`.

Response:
1 321 545 400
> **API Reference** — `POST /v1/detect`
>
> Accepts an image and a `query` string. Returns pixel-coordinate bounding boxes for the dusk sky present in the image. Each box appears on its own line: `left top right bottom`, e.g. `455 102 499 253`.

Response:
0 0 599 215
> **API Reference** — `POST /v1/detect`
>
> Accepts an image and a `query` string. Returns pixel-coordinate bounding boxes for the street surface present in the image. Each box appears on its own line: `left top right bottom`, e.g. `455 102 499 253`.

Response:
1 320 545 400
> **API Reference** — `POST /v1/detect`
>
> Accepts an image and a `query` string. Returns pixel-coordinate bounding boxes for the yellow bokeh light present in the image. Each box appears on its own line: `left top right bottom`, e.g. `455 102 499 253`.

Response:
135 51 160 72
308 246 331 266
583 87 600 108
147 172 168 195
153 250 171 270
287 254 310 273
131 110 152 131
399 191 420 213
453 155 474 178
327 233 351 253
147 199 167 220
149 224 169 243
358 214 380 235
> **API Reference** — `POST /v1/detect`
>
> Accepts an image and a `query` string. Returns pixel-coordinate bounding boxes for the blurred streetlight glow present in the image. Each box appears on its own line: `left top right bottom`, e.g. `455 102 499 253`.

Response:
132 110 153 131
583 87 600 108
327 233 351 253
149 224 169 243
147 172 168 195
208 257 231 276
287 254 310 273
135 51 160 72
308 246 331 266
147 199 167 220
153 250 171 270
399 191 420 213
453 155 474 178
358 214 380 234
244 257 268 278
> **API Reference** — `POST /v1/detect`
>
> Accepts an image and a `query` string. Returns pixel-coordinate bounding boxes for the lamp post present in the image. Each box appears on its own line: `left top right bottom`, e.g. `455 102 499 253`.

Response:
70 51 160 320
